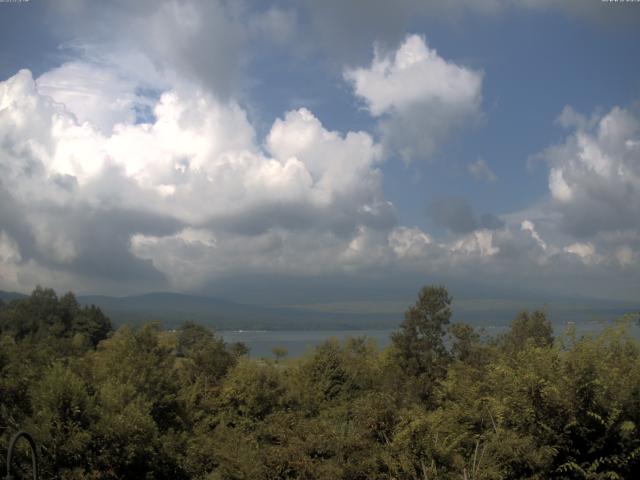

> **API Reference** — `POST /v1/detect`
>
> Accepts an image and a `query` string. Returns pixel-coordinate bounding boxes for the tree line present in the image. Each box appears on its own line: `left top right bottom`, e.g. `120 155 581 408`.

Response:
1 285 639 479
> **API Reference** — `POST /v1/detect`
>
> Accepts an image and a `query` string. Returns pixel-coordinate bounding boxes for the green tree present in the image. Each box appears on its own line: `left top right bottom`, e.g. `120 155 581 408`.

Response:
176 321 214 356
0 288 111 346
218 359 288 428
228 341 250 358
28 363 95 479
391 285 452 404
272 346 288 363
72 304 112 347
300 338 348 405
449 322 483 364
499 310 554 354
175 321 236 412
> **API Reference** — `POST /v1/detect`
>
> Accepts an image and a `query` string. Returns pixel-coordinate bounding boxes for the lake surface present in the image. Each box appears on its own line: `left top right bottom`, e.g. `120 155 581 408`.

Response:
219 329 394 358
220 319 640 358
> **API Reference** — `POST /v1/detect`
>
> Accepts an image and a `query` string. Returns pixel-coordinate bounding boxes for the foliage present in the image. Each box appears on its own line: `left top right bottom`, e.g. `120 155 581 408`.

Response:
0 286 112 347
1 285 639 479
391 285 452 405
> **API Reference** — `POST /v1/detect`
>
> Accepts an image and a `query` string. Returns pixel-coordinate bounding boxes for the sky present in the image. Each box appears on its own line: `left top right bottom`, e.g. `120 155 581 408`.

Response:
0 0 639 308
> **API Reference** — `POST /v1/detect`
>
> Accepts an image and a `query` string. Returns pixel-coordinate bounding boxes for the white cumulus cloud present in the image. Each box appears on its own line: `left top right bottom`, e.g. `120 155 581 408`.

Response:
0 68 393 293
541 106 640 238
344 34 483 161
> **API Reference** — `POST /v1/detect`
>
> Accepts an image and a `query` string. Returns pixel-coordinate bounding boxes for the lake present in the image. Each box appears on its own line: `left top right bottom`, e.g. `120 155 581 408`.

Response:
219 329 394 358
219 319 640 358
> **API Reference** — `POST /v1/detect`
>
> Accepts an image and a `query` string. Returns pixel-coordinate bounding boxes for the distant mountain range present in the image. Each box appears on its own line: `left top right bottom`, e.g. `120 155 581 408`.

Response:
0 290 28 303
0 290 395 330
1 289 637 331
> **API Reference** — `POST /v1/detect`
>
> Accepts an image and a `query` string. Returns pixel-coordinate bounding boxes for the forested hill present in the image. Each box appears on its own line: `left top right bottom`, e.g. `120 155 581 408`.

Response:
0 290 27 302
1 285 640 478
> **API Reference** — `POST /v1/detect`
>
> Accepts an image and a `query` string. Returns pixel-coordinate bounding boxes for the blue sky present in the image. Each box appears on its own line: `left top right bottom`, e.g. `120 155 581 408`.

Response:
0 0 639 307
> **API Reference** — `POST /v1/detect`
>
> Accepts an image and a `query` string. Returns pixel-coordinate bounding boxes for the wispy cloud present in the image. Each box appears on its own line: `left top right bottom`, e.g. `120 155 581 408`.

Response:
468 157 497 183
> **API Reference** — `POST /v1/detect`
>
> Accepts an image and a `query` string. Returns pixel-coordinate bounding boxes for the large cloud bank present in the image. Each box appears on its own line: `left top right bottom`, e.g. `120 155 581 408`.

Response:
0 67 394 292
0 2 639 300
